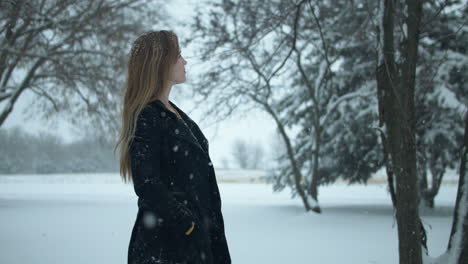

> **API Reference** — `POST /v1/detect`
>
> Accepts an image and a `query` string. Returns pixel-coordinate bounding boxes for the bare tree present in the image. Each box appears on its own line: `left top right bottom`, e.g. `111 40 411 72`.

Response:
0 126 118 173
189 0 317 211
231 138 264 169
250 142 264 169
189 0 378 213
231 138 249 169
376 1 468 262
0 0 166 138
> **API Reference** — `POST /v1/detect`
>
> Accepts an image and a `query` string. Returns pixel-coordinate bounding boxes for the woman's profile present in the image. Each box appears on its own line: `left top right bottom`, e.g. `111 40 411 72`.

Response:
115 30 231 264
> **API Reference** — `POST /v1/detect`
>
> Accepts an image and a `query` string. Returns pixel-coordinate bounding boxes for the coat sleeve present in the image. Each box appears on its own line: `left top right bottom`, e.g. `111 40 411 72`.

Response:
129 106 197 236
209 167 232 264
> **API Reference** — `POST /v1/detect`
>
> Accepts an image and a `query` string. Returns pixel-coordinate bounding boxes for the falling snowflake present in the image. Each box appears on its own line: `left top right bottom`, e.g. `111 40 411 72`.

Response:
189 173 194 180
208 161 212 166
173 145 179 152
143 212 157 229
174 128 179 134
184 150 189 156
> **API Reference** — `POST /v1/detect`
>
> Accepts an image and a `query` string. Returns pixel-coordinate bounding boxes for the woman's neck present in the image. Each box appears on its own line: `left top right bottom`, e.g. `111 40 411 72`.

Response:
155 98 182 119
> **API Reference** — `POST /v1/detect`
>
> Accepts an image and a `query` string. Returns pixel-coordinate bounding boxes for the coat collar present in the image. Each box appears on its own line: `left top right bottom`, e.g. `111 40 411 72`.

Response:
148 99 210 160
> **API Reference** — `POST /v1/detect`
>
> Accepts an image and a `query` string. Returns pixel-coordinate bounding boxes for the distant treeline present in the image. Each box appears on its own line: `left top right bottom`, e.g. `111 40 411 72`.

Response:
0 127 118 174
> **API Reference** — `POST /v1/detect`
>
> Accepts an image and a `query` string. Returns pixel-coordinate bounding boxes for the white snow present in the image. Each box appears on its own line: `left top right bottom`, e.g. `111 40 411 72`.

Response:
306 194 319 209
0 172 457 264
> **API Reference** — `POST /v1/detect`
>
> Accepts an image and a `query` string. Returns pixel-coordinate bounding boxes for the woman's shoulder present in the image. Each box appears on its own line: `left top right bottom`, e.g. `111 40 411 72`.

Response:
137 103 170 131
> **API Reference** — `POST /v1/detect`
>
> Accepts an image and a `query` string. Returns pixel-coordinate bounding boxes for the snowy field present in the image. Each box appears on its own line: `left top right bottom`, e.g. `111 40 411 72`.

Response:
0 172 457 264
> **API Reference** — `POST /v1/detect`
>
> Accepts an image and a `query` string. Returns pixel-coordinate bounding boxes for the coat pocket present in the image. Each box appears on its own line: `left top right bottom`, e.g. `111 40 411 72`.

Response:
171 191 203 260
171 191 201 234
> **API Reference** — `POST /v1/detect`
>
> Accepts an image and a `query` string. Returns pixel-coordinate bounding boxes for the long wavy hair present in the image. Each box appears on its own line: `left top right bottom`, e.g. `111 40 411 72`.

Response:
115 30 181 183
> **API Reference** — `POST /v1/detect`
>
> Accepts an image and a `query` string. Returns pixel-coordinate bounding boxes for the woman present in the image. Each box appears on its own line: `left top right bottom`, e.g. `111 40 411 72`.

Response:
115 30 231 264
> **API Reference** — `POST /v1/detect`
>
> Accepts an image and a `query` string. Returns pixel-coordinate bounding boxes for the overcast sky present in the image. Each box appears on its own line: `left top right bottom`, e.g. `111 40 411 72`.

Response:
2 0 277 169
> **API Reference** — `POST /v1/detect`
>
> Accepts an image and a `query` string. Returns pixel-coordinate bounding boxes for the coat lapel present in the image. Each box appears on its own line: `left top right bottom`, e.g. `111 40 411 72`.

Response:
149 99 210 160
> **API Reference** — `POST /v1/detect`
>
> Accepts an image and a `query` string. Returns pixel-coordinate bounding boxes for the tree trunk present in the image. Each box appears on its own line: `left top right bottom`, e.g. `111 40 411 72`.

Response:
421 192 435 209
376 0 424 263
420 168 444 210
308 124 321 213
419 164 433 209
379 130 398 207
308 173 321 213
447 111 468 263
263 103 318 212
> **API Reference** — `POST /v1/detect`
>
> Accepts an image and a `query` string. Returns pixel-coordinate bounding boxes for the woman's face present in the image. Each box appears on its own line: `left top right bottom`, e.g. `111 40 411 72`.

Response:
170 51 187 85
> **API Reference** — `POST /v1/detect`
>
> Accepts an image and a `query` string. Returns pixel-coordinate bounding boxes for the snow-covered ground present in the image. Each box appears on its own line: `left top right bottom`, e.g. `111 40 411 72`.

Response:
0 172 457 264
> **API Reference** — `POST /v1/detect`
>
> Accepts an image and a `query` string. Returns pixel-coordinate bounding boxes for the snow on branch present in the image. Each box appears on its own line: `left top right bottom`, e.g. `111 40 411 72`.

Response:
321 89 375 127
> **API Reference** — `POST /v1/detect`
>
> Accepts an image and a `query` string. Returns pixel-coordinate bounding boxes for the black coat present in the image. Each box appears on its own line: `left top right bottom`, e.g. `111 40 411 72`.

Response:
127 99 231 264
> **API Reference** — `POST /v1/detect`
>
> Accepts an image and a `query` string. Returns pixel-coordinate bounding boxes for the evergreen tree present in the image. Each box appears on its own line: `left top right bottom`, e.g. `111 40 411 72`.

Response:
416 0 467 209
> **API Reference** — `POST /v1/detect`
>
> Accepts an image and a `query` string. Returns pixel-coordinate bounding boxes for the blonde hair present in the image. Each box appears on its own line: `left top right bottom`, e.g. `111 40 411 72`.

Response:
114 30 181 183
